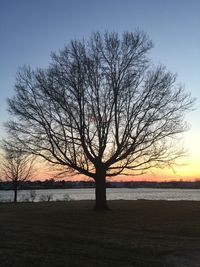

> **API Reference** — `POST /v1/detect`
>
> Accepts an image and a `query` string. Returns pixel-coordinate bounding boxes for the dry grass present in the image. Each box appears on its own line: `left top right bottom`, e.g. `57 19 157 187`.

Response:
0 200 200 266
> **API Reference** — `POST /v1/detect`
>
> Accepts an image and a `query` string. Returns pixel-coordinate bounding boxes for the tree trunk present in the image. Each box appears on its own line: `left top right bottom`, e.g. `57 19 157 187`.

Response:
14 188 17 203
94 169 110 211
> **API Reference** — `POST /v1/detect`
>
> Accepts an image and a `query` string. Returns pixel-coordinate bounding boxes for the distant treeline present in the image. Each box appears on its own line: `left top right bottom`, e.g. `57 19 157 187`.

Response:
1 179 200 190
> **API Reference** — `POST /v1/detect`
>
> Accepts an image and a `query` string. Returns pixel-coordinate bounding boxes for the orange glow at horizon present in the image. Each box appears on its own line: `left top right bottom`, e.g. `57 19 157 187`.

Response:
34 162 200 182
33 130 200 182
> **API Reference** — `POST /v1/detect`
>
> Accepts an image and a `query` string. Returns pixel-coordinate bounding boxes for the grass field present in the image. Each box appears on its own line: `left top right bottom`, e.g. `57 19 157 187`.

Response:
0 200 200 267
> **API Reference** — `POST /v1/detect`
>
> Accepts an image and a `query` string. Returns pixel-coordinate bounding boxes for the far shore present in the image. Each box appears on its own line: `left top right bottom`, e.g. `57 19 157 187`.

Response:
1 179 200 191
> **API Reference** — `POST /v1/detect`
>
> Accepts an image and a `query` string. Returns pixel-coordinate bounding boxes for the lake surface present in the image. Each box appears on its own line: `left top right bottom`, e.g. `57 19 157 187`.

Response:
1 188 200 202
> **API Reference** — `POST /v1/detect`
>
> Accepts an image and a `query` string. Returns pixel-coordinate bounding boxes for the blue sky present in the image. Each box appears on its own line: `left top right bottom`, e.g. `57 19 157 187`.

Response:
0 0 200 178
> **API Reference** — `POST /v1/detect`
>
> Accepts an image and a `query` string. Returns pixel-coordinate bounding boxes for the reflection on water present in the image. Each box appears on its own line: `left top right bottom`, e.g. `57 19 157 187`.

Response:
1 188 200 202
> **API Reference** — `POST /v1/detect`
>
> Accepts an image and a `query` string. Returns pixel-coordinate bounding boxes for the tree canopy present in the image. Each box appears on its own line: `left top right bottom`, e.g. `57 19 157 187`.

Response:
6 31 194 209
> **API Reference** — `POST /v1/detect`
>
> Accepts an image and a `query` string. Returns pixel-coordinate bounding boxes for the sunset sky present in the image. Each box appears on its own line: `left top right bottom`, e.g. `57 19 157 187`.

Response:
0 0 200 181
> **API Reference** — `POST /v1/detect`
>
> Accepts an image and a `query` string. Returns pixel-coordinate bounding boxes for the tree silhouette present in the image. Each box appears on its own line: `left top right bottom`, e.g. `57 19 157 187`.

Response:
6 31 194 210
1 142 35 202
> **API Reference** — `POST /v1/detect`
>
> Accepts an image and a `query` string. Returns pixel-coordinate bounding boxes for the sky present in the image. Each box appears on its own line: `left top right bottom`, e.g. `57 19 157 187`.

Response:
0 0 200 180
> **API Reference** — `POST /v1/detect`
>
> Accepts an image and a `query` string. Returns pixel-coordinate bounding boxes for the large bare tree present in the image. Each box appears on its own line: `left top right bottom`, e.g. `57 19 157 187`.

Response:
6 31 194 210
1 142 35 202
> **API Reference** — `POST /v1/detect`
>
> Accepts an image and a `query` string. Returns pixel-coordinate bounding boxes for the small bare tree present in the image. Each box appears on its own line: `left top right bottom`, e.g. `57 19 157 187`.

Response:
6 31 194 210
29 190 37 202
1 142 35 202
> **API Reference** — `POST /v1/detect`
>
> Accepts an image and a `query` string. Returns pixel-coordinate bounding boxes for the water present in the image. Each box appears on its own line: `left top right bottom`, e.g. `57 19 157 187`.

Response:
1 188 200 202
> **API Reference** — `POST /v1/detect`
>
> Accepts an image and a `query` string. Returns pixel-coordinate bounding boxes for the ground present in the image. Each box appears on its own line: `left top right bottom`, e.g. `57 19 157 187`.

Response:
0 200 200 267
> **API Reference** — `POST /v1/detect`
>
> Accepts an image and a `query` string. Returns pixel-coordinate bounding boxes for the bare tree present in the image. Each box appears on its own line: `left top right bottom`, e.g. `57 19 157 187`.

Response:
1 142 35 202
6 31 194 210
